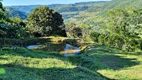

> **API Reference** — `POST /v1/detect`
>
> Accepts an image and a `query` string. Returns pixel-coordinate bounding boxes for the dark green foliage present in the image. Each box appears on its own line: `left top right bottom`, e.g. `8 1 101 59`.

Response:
106 8 142 51
0 2 27 39
0 1 3 9
90 31 100 43
91 7 142 51
72 27 82 38
27 6 67 37
66 23 82 38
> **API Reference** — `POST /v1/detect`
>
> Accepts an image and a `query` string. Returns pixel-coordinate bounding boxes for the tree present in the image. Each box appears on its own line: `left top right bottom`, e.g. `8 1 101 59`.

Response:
105 7 142 51
7 17 26 38
27 6 67 37
90 31 100 43
0 1 3 10
0 1 7 46
66 22 82 38
0 1 26 39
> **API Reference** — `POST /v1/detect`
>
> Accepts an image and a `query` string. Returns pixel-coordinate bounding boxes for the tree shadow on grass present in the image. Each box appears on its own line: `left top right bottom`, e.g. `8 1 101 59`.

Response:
119 51 142 56
0 49 111 80
0 49 64 60
68 45 140 71
0 45 140 71
0 45 140 80
0 63 111 80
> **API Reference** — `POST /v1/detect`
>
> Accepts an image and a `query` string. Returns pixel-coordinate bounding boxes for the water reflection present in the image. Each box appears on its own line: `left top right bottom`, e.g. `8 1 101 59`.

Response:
63 44 80 56
27 44 81 56
27 45 41 49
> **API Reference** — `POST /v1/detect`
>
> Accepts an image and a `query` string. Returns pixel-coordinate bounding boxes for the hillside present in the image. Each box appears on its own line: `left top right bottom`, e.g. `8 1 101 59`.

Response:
6 8 27 20
1 0 142 80
96 0 142 16
67 0 142 25
5 0 142 20
0 40 142 79
6 1 107 19
102 0 142 9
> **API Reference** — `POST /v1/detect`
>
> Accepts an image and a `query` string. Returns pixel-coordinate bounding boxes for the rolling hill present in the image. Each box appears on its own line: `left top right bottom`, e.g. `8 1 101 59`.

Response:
5 0 142 20
5 1 107 20
96 0 142 16
6 8 27 20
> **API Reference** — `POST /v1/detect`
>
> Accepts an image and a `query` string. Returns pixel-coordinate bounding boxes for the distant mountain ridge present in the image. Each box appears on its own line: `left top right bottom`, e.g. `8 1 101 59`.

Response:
5 0 142 20
5 1 108 20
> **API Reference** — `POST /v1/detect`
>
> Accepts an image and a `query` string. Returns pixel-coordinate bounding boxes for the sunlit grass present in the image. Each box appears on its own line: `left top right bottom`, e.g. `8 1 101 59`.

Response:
0 68 5 75
0 55 75 69
0 44 142 80
97 53 142 80
82 45 142 80
0 47 106 80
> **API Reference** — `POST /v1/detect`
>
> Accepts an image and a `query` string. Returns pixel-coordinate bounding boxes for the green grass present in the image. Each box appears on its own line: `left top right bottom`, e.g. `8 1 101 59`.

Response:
0 44 142 80
0 47 107 80
71 45 142 80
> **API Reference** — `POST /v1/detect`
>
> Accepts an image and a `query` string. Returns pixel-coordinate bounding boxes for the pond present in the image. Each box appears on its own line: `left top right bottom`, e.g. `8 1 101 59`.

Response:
26 44 81 56
27 45 41 49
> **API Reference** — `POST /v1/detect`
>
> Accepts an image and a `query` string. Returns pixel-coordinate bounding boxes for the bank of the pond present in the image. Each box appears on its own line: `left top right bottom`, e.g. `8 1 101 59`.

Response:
0 38 51 47
0 37 82 48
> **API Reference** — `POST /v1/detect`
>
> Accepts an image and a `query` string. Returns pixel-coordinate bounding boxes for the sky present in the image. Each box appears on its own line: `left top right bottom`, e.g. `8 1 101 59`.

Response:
3 0 110 6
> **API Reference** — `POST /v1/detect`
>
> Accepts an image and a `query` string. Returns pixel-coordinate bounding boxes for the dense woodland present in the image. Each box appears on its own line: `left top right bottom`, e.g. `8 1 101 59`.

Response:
0 0 142 80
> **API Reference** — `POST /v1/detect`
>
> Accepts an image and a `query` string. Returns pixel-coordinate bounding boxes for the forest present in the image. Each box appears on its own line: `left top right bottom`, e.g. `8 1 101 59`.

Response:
0 0 142 80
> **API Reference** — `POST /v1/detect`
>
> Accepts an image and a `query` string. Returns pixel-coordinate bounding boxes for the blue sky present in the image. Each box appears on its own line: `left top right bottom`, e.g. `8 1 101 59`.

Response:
3 0 110 6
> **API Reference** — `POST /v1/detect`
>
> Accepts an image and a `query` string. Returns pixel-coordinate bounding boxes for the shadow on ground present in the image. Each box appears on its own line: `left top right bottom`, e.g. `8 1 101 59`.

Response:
68 45 140 70
0 63 110 80
0 44 140 80
0 48 111 80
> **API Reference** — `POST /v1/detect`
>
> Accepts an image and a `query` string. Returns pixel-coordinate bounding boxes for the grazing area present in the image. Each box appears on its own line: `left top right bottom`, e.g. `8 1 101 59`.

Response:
0 44 142 80
1 0 142 80
0 46 106 80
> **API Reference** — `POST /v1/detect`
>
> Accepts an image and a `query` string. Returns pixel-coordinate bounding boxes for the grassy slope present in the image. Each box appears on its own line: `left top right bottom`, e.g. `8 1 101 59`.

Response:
0 44 142 79
77 45 142 80
96 0 142 16
68 0 142 22
102 0 142 9
0 47 107 80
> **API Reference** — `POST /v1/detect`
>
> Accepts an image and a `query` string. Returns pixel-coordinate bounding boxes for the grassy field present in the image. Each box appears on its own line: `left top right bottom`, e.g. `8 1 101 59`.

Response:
81 45 142 80
0 44 142 80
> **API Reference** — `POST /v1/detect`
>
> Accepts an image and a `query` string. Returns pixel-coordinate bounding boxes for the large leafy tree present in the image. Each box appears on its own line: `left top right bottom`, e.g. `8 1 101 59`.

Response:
27 6 67 37
106 7 142 51
0 1 7 37
90 7 142 51
0 1 26 39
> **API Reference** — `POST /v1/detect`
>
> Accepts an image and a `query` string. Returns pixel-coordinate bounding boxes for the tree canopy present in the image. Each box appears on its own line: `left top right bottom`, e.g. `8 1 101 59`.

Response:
91 7 142 51
27 6 67 37
0 2 26 38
